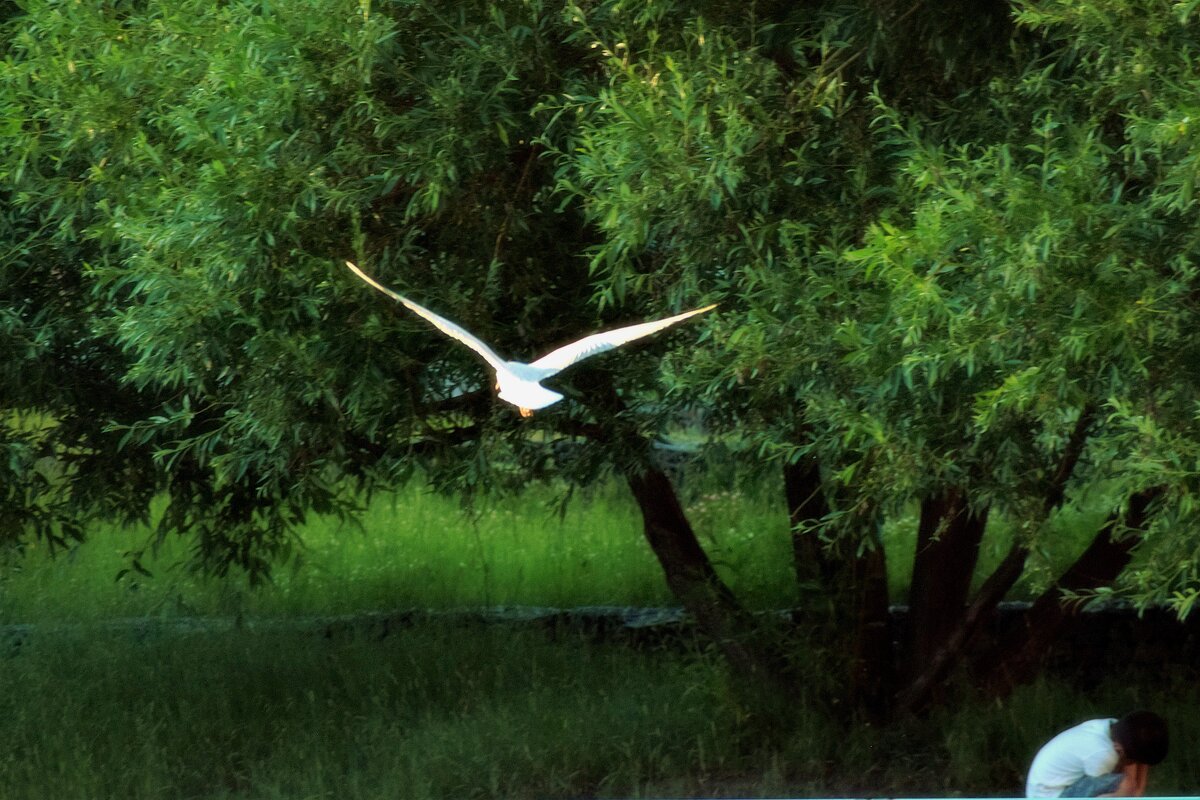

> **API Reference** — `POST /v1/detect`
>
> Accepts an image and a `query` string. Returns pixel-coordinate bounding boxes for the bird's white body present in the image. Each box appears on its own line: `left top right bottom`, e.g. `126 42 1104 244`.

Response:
496 362 564 411
345 261 715 416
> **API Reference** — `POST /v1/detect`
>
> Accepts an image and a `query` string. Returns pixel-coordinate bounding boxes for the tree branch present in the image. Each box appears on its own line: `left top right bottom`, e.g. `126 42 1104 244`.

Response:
983 485 1164 696
896 405 1097 712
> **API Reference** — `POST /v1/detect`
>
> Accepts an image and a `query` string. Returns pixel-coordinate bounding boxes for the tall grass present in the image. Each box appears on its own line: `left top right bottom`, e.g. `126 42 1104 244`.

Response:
0 477 800 624
0 624 738 799
3 622 1197 799
2 475 1197 798
1 474 1120 625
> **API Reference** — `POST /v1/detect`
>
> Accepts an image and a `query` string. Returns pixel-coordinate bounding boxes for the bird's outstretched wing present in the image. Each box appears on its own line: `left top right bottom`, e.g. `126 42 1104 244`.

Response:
529 304 717 374
345 261 508 371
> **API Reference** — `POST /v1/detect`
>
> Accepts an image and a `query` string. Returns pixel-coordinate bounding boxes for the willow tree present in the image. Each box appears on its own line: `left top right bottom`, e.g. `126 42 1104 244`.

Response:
4 0 1200 720
1 0 792 696
555 0 1200 714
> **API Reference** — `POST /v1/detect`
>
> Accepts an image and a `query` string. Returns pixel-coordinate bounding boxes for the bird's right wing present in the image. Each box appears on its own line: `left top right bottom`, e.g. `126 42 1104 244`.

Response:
344 261 508 370
529 304 717 375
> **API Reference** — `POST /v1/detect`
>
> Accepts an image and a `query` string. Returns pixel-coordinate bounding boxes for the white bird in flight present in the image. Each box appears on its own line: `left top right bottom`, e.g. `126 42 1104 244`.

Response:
345 261 716 417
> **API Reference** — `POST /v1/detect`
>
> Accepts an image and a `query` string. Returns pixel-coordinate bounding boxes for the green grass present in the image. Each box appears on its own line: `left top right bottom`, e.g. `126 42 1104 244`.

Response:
0 478 800 624
0 475 1121 626
0 624 736 799
3 622 1198 799
2 475 1197 798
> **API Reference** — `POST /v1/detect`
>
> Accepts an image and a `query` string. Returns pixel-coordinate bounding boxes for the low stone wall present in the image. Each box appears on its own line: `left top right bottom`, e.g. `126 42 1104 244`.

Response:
6 602 1200 678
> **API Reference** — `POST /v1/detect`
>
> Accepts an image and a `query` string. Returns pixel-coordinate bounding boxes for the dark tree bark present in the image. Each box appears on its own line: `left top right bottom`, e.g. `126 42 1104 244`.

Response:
902 488 990 687
576 381 792 704
626 465 789 697
846 526 893 721
783 453 833 593
895 405 1096 712
895 542 1027 712
783 455 891 720
981 485 1164 696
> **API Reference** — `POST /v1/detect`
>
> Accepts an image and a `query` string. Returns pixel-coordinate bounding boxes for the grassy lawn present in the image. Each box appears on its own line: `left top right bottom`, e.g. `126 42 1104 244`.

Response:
4 475 1193 798
0 476 798 623
0 474 1113 625
3 621 1198 799
2 623 733 799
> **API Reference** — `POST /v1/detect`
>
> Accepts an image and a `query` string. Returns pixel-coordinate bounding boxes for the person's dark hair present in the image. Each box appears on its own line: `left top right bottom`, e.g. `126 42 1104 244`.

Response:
1112 710 1169 765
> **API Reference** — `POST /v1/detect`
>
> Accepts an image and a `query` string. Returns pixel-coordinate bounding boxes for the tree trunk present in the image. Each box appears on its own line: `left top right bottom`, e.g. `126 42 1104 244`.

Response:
895 542 1027 712
783 457 891 720
847 523 893 721
626 463 792 704
982 485 1163 696
902 488 989 690
783 454 833 594
579 381 792 706
894 405 1096 712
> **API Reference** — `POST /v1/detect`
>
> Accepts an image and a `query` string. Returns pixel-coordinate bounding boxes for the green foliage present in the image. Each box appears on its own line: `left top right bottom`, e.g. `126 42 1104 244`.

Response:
2 0 623 575
2 0 1200 613
553 0 1200 608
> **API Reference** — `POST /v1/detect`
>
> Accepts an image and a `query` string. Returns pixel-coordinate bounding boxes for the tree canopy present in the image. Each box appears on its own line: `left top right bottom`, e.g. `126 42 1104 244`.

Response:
3 0 1199 712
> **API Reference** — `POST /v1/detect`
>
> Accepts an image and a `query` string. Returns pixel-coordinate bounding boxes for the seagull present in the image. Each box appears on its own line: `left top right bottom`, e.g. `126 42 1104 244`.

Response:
345 261 716 417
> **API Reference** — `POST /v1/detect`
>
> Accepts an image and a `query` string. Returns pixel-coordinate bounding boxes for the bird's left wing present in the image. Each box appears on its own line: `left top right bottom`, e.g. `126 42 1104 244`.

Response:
528 304 717 375
344 261 508 371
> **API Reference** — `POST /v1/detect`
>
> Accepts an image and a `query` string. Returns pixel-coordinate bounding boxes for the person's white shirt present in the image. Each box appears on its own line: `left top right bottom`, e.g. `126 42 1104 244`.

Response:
1026 718 1120 798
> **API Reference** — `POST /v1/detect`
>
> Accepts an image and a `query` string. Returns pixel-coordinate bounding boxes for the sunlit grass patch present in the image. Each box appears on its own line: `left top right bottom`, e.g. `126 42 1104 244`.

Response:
1 478 701 623
1 471 1120 625
2 479 672 623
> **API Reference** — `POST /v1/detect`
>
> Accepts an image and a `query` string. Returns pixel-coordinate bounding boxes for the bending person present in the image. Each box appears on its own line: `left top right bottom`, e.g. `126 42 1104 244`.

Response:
1025 710 1168 797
